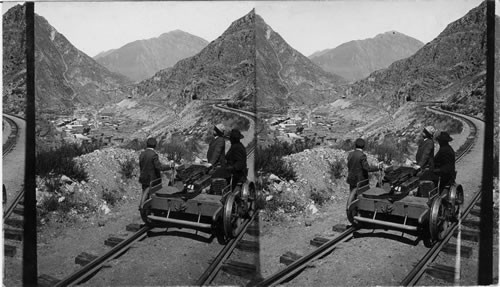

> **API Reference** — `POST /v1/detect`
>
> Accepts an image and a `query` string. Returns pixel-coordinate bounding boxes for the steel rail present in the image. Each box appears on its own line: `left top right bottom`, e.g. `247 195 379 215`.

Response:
401 108 481 286
54 226 152 286
3 188 24 221
3 116 19 156
196 211 258 286
255 226 357 287
401 189 482 286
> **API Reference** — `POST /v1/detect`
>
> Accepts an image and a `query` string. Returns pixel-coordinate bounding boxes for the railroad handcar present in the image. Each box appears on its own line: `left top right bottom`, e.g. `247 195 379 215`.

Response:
346 166 464 246
139 163 257 244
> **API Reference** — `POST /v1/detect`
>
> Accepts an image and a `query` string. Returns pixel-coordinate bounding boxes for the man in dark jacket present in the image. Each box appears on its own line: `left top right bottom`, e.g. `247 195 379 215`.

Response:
139 137 173 191
347 138 381 191
433 131 456 189
225 129 247 189
207 124 226 168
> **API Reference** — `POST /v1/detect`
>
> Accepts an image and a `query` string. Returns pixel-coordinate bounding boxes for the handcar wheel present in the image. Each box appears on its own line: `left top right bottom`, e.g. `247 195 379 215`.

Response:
212 215 228 245
223 192 244 239
429 196 449 241
247 184 257 216
346 189 360 226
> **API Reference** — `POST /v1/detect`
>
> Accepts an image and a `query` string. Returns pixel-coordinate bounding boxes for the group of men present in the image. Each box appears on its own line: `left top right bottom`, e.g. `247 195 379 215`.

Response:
138 125 248 198
347 126 456 192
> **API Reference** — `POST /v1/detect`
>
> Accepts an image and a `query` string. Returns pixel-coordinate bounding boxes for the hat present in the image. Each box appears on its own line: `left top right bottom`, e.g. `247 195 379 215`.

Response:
146 137 157 148
435 131 453 142
229 128 244 139
354 138 365 149
213 124 225 137
423 126 436 138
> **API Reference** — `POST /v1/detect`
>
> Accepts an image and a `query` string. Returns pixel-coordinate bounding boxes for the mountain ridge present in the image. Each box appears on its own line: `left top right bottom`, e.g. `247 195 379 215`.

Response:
94 30 209 82
309 31 424 82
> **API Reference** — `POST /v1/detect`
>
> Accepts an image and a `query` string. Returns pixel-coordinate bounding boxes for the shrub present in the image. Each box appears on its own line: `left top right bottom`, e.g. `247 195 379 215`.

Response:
36 142 90 182
119 158 136 179
102 188 121 206
328 159 344 180
309 188 332 207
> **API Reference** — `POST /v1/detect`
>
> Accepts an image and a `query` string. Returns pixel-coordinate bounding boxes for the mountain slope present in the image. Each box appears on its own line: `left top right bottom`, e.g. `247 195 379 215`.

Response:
310 31 424 82
255 14 345 112
349 1 486 118
3 4 27 116
35 13 131 114
94 30 208 82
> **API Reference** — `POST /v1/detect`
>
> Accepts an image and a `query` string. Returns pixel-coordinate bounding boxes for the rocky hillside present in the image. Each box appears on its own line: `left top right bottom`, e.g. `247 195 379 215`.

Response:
310 31 423 82
349 1 487 118
132 11 255 109
3 4 27 116
94 30 208 82
35 13 131 115
255 13 345 113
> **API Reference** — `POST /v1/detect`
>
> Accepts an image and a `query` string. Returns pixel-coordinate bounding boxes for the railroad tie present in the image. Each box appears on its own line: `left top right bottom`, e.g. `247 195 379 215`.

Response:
469 209 481 217
332 224 347 233
425 263 455 283
442 243 473 258
279 251 302 266
126 223 142 232
4 228 23 241
4 244 16 257
246 225 260 237
222 260 258 279
37 274 61 287
453 229 480 242
13 206 24 216
75 252 99 266
460 219 480 230
105 236 125 247
310 237 329 247
236 239 259 253
4 218 23 228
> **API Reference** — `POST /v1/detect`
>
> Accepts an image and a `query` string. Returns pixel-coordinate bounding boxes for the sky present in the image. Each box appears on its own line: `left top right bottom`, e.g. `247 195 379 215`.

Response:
1 0 487 57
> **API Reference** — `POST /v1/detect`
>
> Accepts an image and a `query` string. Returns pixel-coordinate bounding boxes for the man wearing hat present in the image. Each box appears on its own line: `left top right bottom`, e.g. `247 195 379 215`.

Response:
207 124 226 168
139 137 174 207
225 128 247 189
433 131 456 189
346 138 382 191
415 126 436 171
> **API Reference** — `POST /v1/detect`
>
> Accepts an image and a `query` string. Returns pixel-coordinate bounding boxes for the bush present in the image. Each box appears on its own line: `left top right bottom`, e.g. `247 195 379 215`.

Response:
119 158 136 179
36 142 90 182
365 136 411 164
328 159 344 180
309 188 331 207
102 188 121 206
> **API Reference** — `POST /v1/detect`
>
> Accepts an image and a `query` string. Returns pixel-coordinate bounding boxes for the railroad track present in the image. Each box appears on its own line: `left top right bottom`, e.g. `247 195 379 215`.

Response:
255 107 481 286
39 105 260 286
49 226 151 286
401 107 483 285
3 115 19 156
3 115 25 259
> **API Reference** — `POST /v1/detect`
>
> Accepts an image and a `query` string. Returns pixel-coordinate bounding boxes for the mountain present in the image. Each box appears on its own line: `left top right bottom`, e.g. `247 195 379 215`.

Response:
94 30 209 82
350 1 487 117
34 13 131 114
3 4 27 116
309 31 424 82
131 10 256 112
255 13 345 112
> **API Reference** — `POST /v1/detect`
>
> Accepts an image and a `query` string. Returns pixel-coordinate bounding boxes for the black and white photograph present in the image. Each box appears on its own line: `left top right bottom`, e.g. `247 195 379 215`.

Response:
1 0 499 286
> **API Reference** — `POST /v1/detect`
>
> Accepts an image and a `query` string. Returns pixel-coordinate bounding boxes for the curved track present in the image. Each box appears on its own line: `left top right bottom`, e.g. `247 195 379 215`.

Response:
256 107 483 286
401 107 484 285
